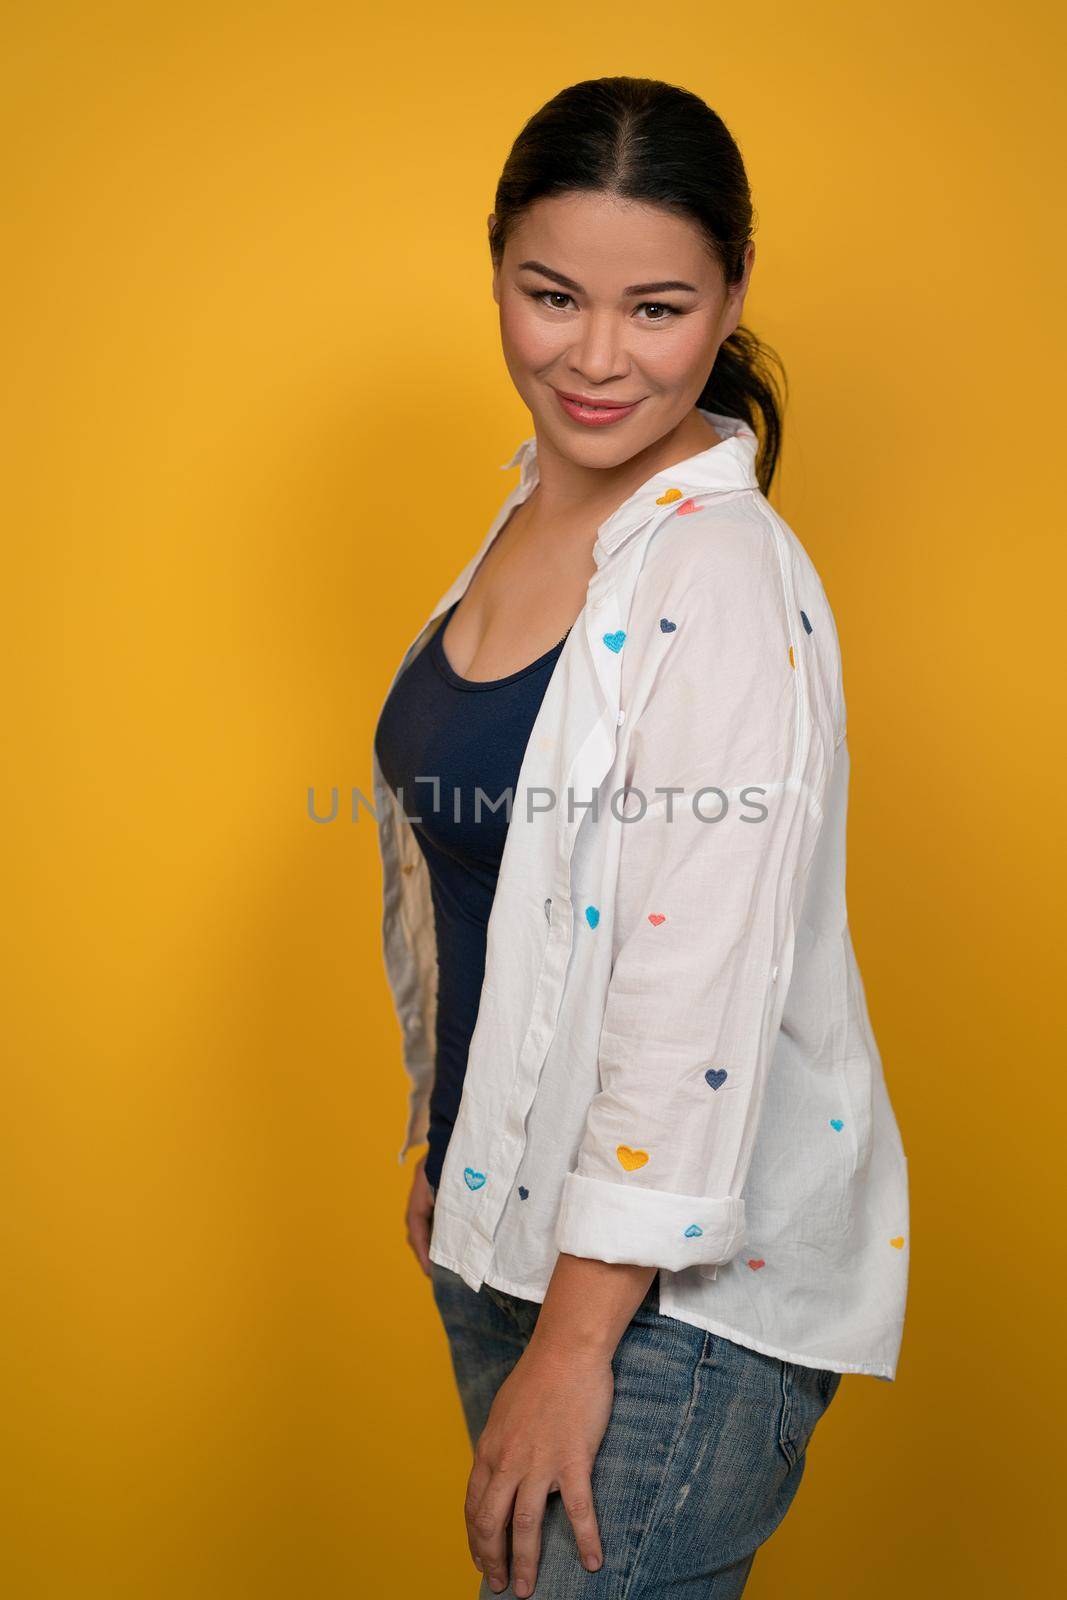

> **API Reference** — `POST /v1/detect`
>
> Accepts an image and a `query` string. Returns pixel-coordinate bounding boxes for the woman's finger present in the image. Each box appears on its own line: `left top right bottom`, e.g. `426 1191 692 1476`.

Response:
559 1466 603 1574
463 1455 490 1571
409 1200 432 1274
467 1457 518 1592
405 1158 434 1275
506 1478 549 1598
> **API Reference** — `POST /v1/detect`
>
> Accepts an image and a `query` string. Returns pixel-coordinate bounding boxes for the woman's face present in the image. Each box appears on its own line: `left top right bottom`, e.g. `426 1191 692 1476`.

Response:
491 190 754 467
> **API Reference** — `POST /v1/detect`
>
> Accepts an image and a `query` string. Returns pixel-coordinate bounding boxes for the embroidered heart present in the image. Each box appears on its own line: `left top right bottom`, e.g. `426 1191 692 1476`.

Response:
659 617 677 632
788 645 795 669
746 1258 766 1271
655 487 683 504
518 1185 529 1200
616 1144 649 1171
463 1167 486 1190
684 1224 703 1238
890 1235 905 1249
602 629 626 653
585 905 600 929
648 913 666 926
401 863 415 875
830 1118 844 1131
675 498 698 515
800 609 813 634
704 1067 728 1091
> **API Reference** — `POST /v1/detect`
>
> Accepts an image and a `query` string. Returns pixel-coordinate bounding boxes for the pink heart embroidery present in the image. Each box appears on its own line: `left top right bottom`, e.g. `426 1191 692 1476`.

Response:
746 1258 766 1271
648 913 666 926
676 498 698 515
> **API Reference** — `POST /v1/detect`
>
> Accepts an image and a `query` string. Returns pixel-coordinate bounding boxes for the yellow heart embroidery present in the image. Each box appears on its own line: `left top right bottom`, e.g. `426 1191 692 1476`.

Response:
656 487 683 505
890 1235 905 1249
401 863 416 875
617 1144 650 1171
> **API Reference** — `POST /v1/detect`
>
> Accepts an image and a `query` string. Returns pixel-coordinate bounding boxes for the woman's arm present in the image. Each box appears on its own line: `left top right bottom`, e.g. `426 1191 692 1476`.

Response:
555 506 831 1274
533 1252 657 1361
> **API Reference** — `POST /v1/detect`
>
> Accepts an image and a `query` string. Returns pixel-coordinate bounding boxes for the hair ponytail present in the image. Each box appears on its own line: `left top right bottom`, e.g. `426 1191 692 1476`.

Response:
698 325 786 495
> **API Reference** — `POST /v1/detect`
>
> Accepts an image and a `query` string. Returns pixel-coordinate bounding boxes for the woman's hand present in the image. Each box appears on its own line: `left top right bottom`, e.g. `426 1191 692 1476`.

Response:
465 1338 610 1595
405 1154 434 1275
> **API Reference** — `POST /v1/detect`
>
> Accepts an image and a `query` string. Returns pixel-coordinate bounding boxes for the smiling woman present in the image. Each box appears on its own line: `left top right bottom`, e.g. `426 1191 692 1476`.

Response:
372 73 908 1600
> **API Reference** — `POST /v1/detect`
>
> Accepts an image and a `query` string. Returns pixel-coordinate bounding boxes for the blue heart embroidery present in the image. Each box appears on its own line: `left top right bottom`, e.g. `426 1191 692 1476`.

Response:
800 609 813 634
518 1185 529 1200
463 1167 486 1190
684 1224 704 1238
830 1118 844 1131
602 630 626 653
660 618 677 633
704 1067 728 1090
585 905 600 929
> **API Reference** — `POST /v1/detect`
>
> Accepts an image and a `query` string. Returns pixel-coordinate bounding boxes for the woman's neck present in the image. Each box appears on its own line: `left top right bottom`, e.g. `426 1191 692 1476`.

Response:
526 408 723 529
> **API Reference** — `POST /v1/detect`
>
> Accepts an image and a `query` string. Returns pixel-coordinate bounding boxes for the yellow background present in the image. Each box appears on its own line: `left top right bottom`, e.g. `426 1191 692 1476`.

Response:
4 2 1064 1594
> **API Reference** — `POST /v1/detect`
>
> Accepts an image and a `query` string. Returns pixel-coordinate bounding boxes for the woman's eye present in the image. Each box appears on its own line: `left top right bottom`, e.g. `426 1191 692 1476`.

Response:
532 290 575 311
527 290 680 321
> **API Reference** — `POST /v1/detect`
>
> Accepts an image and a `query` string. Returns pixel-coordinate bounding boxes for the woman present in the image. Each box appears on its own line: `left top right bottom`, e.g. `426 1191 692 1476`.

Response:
372 77 909 1598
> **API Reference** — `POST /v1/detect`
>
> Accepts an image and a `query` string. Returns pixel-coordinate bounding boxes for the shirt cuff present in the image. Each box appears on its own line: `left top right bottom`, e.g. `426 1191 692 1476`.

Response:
554 1171 747 1275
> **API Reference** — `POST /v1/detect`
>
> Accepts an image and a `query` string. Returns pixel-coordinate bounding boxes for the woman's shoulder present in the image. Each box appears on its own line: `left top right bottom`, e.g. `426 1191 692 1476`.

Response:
630 488 845 722
640 488 830 612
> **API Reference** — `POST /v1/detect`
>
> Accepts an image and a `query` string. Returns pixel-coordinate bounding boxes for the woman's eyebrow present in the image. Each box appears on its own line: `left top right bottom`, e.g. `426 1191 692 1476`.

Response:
517 259 699 295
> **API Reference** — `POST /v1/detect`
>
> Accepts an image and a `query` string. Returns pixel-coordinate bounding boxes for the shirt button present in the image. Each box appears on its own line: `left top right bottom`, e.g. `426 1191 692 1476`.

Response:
771 964 779 981
617 709 626 725
544 897 552 923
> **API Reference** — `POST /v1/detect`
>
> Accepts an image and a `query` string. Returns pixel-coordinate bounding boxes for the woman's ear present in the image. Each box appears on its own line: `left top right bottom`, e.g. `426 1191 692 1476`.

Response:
740 240 755 294
723 241 755 339
488 212 501 303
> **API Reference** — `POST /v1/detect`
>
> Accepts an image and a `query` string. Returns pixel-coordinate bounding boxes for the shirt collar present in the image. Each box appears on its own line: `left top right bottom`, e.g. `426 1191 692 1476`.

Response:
499 408 760 558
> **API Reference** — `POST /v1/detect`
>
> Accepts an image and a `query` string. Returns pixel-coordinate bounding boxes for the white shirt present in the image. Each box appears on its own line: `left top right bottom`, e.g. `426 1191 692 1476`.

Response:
371 409 910 1381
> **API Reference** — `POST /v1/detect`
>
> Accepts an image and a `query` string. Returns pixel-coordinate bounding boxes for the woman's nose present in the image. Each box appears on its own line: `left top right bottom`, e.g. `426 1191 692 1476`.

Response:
568 310 629 384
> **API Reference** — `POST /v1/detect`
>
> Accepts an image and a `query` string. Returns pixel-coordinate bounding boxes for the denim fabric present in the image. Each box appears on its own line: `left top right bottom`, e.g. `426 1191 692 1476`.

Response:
430 1259 842 1598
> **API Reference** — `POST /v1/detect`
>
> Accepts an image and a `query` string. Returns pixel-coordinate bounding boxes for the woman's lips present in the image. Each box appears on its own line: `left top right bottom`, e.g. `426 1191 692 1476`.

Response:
552 389 644 427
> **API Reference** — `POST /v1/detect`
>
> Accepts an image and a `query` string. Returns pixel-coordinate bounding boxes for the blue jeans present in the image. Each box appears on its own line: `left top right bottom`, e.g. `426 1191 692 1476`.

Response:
430 1260 842 1599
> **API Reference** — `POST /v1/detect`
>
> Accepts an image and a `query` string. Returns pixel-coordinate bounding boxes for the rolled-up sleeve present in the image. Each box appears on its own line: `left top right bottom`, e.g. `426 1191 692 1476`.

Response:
554 510 831 1273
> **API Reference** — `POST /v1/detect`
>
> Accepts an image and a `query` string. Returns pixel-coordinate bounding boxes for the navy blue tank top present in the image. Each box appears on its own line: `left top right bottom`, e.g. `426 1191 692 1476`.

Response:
373 597 571 1194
